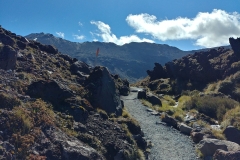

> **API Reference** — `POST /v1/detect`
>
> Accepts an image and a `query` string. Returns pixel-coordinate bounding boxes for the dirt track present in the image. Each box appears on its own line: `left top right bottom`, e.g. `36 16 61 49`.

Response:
121 87 198 160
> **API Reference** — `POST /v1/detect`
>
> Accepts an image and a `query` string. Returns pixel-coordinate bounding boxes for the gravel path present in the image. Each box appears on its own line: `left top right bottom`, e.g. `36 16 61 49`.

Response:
121 87 199 160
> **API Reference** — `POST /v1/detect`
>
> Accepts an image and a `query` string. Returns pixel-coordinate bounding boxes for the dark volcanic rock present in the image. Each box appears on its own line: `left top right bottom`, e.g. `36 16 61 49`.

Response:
137 90 147 99
86 66 123 116
213 149 240 160
33 127 104 160
146 94 162 106
146 46 239 94
35 41 58 54
229 37 240 54
161 113 178 128
198 138 240 157
223 126 240 145
191 132 205 143
147 63 168 81
0 45 17 70
60 54 78 64
70 61 91 75
0 32 15 46
26 80 73 107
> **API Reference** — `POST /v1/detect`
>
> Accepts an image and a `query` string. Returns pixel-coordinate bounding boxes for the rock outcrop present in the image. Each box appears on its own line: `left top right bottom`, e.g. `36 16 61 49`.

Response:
229 37 240 54
32 127 104 160
179 123 192 135
147 63 168 81
86 66 123 116
198 138 240 157
145 43 240 95
0 45 17 70
146 94 162 106
223 126 240 145
26 80 73 107
213 149 240 160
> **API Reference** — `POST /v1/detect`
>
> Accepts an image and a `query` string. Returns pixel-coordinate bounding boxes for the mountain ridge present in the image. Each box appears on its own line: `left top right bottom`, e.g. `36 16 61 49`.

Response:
25 33 195 82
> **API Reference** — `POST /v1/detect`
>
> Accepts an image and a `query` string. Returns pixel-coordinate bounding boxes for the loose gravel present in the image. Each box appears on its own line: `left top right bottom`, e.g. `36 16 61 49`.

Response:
121 87 199 160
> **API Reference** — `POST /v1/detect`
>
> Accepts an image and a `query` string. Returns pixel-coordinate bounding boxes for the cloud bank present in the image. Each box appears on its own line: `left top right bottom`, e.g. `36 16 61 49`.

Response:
90 21 154 45
56 32 64 38
126 9 240 48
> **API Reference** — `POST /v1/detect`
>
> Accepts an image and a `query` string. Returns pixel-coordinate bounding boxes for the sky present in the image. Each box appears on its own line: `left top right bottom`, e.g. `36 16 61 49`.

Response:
1 0 240 51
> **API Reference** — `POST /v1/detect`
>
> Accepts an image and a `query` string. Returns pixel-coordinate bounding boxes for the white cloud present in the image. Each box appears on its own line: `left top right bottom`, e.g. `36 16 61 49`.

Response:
73 34 85 40
56 32 64 38
90 21 154 45
126 9 240 48
78 22 83 26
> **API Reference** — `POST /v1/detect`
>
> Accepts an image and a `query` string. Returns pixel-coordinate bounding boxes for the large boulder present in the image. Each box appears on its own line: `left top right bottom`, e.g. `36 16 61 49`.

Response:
146 94 162 106
118 85 130 96
70 61 92 76
223 126 240 145
137 90 146 99
26 80 73 108
86 66 123 116
0 33 15 46
35 41 58 54
213 149 240 160
161 113 178 128
191 132 205 143
179 123 192 135
197 138 240 157
0 45 17 70
59 54 78 64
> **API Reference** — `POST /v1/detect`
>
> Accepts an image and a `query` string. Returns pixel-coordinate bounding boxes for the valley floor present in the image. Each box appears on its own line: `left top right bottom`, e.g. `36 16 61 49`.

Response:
121 87 199 160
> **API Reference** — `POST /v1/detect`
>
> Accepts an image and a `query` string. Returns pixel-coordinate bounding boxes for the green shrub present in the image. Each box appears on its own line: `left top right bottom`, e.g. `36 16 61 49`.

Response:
183 95 238 121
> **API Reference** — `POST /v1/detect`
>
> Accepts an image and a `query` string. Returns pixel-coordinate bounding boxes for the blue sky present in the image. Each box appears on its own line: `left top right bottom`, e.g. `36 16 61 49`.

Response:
1 0 240 50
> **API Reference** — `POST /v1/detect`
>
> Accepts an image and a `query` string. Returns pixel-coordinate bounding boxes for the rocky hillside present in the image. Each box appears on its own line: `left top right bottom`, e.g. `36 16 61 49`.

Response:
133 38 240 159
25 33 194 82
0 26 146 159
142 40 240 96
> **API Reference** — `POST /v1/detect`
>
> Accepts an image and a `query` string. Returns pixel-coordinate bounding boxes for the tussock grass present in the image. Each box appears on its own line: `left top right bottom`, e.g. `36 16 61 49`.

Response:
0 92 21 109
122 108 131 118
221 106 240 130
163 95 175 106
97 108 109 119
181 95 238 121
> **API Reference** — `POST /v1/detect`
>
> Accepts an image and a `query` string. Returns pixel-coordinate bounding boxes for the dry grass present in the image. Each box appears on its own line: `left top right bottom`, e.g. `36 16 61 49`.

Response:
122 108 131 118
0 92 21 109
181 95 238 121
221 106 240 130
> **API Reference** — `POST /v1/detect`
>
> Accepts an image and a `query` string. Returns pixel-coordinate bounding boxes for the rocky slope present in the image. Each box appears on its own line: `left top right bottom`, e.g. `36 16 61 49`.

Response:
25 33 194 82
134 37 240 159
0 26 145 159
142 39 240 96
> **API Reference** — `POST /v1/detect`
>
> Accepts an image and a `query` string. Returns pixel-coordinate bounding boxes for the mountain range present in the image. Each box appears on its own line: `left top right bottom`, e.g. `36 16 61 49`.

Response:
25 33 195 82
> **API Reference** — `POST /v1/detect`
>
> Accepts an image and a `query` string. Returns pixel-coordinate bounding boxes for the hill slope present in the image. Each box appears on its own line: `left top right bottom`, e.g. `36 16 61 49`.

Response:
25 33 194 82
0 26 146 159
